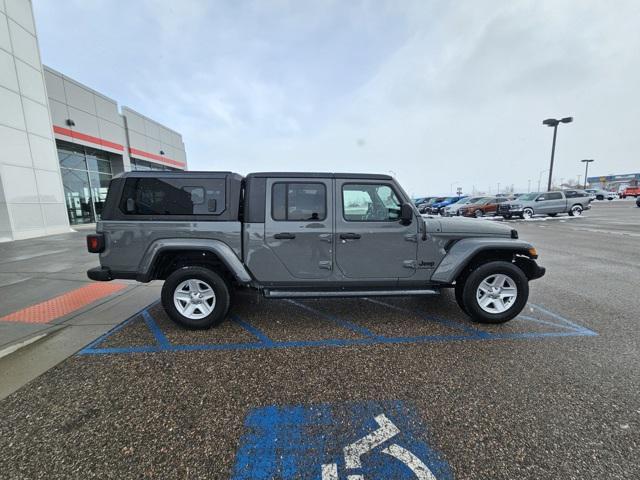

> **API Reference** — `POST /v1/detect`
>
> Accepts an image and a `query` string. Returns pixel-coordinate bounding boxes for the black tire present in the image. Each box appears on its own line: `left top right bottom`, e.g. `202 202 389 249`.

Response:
454 280 468 314
461 261 529 324
522 207 534 219
568 204 583 216
596 195 604 200
161 266 231 329
474 209 484 218
503 214 512 220
547 213 557 217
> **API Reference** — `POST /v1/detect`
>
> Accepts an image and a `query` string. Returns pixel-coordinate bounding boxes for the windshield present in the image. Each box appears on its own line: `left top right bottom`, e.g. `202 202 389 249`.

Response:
517 193 539 201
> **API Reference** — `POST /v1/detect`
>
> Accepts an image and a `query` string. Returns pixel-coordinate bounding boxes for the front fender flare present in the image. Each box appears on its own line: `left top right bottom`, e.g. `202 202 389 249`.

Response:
431 237 534 284
137 238 252 283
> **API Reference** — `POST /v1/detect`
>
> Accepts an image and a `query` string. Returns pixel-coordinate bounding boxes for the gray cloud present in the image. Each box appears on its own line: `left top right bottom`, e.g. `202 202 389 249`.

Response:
34 0 640 195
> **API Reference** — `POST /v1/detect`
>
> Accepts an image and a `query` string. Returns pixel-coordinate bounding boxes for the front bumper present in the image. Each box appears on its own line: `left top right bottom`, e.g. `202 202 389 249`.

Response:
498 206 523 216
529 263 546 280
515 257 546 280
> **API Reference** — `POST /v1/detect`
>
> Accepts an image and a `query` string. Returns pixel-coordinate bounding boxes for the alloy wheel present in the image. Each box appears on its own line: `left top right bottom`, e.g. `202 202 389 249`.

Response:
173 279 216 319
475 273 518 314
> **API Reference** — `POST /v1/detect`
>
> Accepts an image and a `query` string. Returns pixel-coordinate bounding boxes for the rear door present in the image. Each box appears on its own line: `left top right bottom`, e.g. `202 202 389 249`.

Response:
541 191 565 213
335 180 418 279
264 178 334 279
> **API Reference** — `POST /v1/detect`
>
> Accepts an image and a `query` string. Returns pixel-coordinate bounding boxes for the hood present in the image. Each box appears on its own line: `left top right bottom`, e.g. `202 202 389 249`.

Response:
436 217 513 236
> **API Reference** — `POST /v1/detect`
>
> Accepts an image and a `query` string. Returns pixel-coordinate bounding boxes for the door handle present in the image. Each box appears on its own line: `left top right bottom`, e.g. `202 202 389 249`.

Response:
274 232 296 240
340 233 361 240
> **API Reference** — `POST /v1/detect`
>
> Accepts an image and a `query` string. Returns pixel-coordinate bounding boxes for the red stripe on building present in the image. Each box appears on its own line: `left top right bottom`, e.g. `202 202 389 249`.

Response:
129 147 186 168
53 125 124 152
0 283 127 324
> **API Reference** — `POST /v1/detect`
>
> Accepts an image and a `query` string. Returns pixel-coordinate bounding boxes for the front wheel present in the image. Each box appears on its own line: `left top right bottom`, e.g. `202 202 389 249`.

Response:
461 261 529 323
568 204 583 216
522 207 534 219
161 266 231 328
474 209 484 218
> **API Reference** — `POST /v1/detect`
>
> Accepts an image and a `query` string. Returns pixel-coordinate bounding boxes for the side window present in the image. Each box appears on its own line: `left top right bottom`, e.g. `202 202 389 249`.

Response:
343 183 402 222
271 182 326 221
120 177 225 215
547 192 563 200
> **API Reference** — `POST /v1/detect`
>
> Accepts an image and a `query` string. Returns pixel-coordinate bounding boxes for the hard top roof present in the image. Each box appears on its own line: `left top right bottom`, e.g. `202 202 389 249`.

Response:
246 172 393 180
115 171 393 181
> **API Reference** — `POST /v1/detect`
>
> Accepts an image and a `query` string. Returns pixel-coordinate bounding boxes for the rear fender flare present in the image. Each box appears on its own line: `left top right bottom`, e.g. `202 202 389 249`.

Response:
138 238 252 283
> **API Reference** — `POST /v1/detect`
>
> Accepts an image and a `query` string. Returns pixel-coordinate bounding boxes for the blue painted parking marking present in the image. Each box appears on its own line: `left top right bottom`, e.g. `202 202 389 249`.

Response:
231 401 453 480
77 300 597 356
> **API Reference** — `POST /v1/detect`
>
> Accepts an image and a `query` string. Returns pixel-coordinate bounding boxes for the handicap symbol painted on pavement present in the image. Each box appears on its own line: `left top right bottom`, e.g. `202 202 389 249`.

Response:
231 401 453 480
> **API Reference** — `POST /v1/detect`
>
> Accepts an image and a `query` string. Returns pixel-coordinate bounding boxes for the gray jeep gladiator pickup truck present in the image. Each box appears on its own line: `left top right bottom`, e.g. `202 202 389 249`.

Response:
87 171 545 328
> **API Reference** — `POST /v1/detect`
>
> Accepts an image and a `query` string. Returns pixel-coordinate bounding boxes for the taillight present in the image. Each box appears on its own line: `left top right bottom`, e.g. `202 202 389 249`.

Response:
87 234 105 253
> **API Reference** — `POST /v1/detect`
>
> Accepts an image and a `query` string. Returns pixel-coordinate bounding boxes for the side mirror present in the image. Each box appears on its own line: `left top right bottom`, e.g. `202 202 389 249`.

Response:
536 196 545 202
125 198 135 213
400 202 413 225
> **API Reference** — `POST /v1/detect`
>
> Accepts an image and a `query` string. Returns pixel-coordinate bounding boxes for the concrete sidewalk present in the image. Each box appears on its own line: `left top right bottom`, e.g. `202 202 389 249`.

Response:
0 227 160 399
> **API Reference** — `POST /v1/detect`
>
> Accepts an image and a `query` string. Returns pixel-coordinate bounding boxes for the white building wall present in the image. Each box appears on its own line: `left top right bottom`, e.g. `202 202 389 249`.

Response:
0 0 68 241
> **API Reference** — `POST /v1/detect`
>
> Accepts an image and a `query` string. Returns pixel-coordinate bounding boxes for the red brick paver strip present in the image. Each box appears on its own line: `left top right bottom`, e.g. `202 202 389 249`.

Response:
0 283 127 324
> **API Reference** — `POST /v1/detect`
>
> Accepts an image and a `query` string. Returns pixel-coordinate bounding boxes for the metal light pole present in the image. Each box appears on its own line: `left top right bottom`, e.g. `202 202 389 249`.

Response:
450 181 459 195
528 179 531 192
581 159 594 189
543 117 573 191
497 182 501 194
537 169 549 192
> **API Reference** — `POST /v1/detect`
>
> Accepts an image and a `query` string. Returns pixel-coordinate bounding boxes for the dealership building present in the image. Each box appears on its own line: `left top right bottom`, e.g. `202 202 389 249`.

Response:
0 0 187 242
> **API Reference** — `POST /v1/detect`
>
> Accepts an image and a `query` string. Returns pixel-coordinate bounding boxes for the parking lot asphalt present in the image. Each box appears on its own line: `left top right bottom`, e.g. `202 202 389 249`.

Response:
0 201 638 479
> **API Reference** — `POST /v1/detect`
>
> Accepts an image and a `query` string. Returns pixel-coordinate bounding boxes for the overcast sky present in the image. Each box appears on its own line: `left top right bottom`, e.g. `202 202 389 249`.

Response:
34 0 640 196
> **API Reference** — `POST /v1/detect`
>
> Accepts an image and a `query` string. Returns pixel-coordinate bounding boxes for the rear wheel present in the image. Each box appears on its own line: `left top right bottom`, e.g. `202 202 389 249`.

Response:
161 266 231 328
461 261 529 324
568 204 583 216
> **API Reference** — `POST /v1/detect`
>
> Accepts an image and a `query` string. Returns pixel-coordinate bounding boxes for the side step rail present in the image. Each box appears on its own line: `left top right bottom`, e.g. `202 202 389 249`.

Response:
263 289 439 299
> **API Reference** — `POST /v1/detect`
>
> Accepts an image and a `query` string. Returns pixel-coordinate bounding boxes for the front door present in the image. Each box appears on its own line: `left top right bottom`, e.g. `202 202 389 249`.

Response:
335 180 418 279
265 178 333 279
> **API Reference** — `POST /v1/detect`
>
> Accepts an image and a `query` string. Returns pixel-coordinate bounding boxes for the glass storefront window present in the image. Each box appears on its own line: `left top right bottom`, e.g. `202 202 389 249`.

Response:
61 168 94 224
58 143 87 170
89 171 112 219
57 140 118 225
131 157 179 171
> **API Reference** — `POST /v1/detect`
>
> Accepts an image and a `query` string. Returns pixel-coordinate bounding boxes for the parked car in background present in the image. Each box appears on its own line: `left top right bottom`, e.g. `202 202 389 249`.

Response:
498 190 591 219
459 197 509 217
427 196 467 215
620 185 640 198
585 188 617 201
636 197 640 207
418 197 445 213
442 196 486 216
